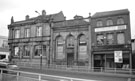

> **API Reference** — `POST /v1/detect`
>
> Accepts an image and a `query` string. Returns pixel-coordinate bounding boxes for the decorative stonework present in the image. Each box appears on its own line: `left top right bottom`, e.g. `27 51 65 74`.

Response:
60 32 69 40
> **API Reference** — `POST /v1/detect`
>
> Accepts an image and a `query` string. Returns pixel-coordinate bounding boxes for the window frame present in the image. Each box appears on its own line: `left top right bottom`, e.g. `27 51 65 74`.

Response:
36 26 42 37
117 32 125 44
34 45 42 56
106 19 113 26
96 20 103 27
23 45 30 56
14 29 20 38
56 36 64 59
24 28 30 38
96 34 105 45
117 18 124 25
106 33 114 45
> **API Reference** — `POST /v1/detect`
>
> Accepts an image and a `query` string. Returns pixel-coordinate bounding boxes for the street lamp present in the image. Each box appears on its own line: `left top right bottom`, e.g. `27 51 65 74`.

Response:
40 53 42 69
35 11 43 69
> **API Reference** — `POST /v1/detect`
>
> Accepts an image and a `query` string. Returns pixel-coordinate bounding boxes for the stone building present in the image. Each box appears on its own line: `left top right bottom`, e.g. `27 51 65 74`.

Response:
91 9 132 69
8 9 132 69
8 10 65 65
52 15 91 66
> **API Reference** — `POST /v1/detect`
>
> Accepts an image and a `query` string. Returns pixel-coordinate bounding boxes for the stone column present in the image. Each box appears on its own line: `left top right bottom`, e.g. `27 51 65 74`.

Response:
88 25 92 69
74 39 78 65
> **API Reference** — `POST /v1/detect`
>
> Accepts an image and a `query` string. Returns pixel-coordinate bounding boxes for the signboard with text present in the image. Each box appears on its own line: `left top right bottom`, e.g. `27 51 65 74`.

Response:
114 51 123 63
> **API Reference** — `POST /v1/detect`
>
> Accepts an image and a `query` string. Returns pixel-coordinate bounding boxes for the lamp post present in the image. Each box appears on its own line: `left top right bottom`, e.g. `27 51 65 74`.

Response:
35 11 43 69
40 53 42 69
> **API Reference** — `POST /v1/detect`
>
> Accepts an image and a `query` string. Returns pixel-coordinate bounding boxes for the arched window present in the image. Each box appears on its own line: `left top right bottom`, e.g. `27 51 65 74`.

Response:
67 35 75 48
97 20 103 27
78 34 87 61
56 36 64 59
106 19 113 26
117 18 124 25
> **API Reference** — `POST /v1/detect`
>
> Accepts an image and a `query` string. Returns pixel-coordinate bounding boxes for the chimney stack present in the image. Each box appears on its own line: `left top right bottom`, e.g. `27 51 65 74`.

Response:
25 15 29 20
11 16 14 24
42 10 46 16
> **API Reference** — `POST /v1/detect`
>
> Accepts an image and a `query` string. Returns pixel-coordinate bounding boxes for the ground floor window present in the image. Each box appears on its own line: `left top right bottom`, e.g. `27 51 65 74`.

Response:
14 46 19 56
24 46 30 56
94 53 130 69
56 46 65 59
34 45 42 56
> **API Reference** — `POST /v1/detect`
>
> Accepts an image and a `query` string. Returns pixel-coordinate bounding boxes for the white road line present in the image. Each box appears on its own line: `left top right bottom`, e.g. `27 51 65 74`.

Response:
41 74 101 81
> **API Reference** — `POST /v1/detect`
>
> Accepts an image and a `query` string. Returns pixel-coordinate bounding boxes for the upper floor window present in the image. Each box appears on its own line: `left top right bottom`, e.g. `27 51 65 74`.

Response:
25 28 30 38
15 29 20 38
57 36 64 46
97 34 104 45
106 33 114 45
79 35 87 45
97 21 103 27
67 36 75 47
106 19 113 26
117 32 125 44
117 18 124 25
36 26 42 36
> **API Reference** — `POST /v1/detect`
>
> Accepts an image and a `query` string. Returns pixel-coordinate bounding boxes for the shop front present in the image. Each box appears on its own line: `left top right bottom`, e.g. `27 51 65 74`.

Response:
93 51 130 70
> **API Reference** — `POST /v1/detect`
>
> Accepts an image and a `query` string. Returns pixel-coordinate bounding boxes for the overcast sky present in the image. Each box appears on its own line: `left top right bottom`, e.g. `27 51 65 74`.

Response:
0 0 135 39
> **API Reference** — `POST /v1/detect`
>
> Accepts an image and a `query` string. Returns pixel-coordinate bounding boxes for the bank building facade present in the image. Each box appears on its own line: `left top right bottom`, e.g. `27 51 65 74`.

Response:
8 9 132 69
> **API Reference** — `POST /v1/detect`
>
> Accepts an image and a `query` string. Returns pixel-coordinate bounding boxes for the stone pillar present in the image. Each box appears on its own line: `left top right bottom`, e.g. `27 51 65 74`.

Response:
30 45 34 60
74 39 78 65
88 25 92 69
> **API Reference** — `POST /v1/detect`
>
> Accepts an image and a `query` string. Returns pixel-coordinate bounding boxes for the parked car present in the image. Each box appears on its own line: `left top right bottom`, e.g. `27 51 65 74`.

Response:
0 62 19 70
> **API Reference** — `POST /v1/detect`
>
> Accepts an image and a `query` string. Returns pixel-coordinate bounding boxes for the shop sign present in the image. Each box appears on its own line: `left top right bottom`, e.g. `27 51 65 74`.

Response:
95 25 126 32
114 51 123 63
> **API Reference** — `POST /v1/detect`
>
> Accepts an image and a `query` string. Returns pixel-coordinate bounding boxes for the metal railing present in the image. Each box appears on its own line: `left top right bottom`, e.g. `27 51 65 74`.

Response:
17 62 135 75
0 68 100 81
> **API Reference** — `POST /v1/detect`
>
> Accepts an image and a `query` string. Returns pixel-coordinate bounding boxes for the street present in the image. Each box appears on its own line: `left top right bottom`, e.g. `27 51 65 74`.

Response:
1 67 135 81
16 68 135 81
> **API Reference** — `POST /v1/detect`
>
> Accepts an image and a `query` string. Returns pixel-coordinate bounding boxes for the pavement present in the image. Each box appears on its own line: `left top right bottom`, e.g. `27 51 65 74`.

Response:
14 67 135 81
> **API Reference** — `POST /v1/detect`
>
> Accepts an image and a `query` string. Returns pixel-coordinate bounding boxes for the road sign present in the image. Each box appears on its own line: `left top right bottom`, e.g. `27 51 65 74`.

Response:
114 51 123 63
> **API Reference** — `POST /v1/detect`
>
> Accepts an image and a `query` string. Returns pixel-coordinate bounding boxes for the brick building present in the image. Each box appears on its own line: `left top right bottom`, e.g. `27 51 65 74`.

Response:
91 9 132 69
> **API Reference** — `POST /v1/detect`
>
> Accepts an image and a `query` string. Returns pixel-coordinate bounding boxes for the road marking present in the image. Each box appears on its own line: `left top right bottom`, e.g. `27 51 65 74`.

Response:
41 74 101 81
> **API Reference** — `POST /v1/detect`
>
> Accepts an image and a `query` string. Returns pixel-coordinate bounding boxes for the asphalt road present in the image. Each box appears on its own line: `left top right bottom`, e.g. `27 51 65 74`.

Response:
17 68 135 81
1 68 135 81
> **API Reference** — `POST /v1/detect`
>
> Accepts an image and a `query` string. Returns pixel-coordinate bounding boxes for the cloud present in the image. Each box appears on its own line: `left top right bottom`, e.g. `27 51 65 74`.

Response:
0 0 18 12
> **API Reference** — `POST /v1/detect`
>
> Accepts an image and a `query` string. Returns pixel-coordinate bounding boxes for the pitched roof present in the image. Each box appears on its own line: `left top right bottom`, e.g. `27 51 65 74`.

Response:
92 9 129 18
11 11 65 25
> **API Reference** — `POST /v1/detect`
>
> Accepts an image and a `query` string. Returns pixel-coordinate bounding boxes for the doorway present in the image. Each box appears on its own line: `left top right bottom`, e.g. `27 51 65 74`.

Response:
67 53 74 67
94 55 105 68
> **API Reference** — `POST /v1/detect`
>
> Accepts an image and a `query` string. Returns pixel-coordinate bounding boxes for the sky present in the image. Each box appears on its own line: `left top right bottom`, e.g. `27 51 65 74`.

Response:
0 0 135 39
